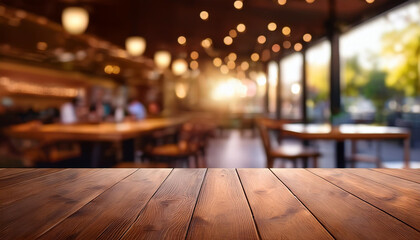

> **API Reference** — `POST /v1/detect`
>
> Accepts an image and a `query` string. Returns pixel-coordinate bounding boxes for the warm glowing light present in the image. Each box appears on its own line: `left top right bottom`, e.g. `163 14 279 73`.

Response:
241 61 249 71
282 26 291 36
283 41 291 49
366 0 374 3
62 7 89 34
234 0 243 9
256 73 267 86
113 66 120 74
267 22 277 31
172 59 188 76
201 38 212 48
200 11 209 20
154 51 172 69
272 44 281 52
303 33 312 42
125 36 146 56
278 0 287 5
37 42 48 51
190 51 199 60
104 65 113 74
177 36 186 45
229 29 238 38
291 83 301 94
257 35 266 44
175 82 188 99
224 36 233 45
251 53 260 62
228 52 237 61
220 65 229 74
190 60 199 70
294 43 303 51
237 23 246 32
213 57 222 67
227 61 236 69
306 0 315 3
261 49 271 61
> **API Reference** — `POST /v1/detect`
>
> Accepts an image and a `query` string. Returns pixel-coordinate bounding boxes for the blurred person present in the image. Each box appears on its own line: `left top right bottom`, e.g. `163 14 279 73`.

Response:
127 98 146 120
60 98 77 124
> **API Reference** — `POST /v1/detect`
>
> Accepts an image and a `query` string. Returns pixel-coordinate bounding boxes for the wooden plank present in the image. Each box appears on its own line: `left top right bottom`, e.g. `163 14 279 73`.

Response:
309 168 420 230
0 168 63 188
186 169 259 240
372 169 420 183
122 168 206 240
237 168 332 239
0 168 33 178
39 169 172 240
272 169 420 239
0 168 136 239
0 168 102 207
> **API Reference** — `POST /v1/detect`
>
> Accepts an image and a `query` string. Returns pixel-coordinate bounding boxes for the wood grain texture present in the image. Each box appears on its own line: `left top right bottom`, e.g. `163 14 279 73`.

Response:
0 168 135 239
186 168 259 240
237 168 333 240
272 169 420 240
0 168 102 207
122 168 206 240
0 168 33 178
0 168 63 188
309 168 420 230
372 169 420 183
39 168 172 240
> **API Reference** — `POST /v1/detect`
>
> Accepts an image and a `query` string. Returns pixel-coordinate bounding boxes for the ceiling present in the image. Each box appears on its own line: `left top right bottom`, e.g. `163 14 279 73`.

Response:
0 0 410 62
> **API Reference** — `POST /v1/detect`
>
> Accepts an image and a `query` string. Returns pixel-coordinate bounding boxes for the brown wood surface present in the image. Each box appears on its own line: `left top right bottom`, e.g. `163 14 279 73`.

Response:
0 168 135 239
372 168 420 183
40 169 171 240
0 168 418 239
0 168 62 188
122 168 206 240
237 168 333 240
186 168 259 240
272 169 420 239
309 168 420 230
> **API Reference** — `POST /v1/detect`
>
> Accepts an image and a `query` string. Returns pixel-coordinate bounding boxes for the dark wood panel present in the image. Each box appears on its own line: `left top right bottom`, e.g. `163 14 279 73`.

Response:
272 169 420 239
0 169 135 239
0 168 63 188
39 168 171 239
309 168 420 230
372 169 420 183
186 169 259 240
122 168 206 240
237 168 333 239
0 168 102 207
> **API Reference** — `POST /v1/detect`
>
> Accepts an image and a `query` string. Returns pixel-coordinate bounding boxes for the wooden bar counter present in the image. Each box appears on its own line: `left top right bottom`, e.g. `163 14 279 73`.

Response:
0 168 419 239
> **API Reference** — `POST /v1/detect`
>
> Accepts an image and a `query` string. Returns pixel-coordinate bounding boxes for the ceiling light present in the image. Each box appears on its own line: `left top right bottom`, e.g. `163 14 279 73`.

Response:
201 38 212 48
294 43 303 51
282 26 291 36
62 7 89 34
190 51 199 60
283 41 291 49
213 58 222 67
237 23 246 33
125 36 146 56
177 36 186 45
190 60 199 70
251 53 259 62
234 1 243 10
229 29 238 38
272 44 281 53
224 36 233 45
172 59 188 76
267 22 277 31
200 11 209 20
154 51 171 69
240 61 249 71
257 35 266 44
228 52 237 61
278 0 287 5
303 33 312 42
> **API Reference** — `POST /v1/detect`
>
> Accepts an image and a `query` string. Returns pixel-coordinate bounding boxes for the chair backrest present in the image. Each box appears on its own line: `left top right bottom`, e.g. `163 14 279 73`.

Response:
256 118 290 154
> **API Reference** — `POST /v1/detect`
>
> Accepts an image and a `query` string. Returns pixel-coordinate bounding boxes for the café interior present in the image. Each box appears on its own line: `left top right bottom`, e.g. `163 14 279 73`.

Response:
0 0 419 169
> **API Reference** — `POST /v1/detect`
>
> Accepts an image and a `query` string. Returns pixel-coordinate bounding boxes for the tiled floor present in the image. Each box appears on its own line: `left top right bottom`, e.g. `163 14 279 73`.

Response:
206 130 420 168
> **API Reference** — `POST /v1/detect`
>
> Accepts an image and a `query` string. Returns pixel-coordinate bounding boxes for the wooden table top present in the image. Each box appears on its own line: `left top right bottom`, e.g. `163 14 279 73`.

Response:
0 168 419 239
282 123 411 140
6 117 187 141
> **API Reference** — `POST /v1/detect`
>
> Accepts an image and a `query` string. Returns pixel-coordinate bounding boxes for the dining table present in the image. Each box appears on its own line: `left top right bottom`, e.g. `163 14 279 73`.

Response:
5 117 188 166
282 123 411 168
0 168 419 239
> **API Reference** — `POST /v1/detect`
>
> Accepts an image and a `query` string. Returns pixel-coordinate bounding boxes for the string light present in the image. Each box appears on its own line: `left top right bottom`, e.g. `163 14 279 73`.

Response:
303 33 312 42
251 53 259 62
200 11 209 20
267 22 277 31
257 35 266 44
282 26 291 36
237 23 246 33
278 0 287 5
177 36 186 45
224 36 233 45
234 0 243 9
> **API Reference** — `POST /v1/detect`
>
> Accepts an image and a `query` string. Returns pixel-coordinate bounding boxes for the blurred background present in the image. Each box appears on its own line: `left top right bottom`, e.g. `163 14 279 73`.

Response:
0 0 419 168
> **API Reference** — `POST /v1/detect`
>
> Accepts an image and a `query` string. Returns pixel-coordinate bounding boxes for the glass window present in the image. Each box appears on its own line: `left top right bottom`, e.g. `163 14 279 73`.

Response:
340 1 420 124
280 53 303 119
267 61 278 113
306 40 331 123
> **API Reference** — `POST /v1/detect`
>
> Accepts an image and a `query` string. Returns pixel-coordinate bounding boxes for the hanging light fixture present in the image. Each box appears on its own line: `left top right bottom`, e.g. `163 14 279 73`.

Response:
125 36 146 56
62 7 89 35
172 59 188 76
154 51 172 69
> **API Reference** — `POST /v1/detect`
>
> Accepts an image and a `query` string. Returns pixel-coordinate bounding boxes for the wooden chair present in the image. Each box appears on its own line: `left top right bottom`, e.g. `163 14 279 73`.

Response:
257 118 320 168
